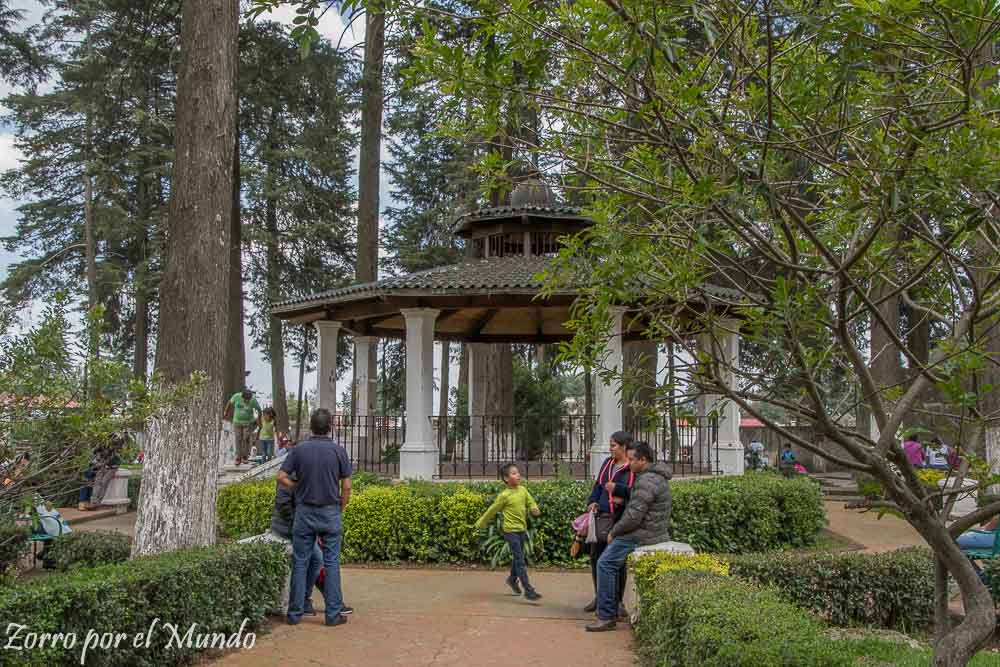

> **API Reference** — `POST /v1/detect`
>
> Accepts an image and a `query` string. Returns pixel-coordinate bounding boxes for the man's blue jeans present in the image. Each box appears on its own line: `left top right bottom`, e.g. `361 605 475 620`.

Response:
596 538 637 621
289 504 343 623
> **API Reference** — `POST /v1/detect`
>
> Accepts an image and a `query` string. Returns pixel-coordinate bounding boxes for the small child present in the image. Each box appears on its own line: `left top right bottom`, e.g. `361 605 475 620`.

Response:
259 408 277 461
474 463 542 601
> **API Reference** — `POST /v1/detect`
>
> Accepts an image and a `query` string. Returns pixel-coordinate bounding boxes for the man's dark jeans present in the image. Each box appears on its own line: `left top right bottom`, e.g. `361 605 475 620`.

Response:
503 532 535 593
589 533 627 604
596 538 637 621
289 504 343 624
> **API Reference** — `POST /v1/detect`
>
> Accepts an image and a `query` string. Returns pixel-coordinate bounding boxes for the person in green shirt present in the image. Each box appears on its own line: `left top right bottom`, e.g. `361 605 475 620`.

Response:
474 463 542 601
223 388 262 465
259 407 277 461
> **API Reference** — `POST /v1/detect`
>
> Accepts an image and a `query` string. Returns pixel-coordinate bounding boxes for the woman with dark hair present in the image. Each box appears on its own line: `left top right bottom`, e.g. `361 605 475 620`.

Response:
582 430 634 615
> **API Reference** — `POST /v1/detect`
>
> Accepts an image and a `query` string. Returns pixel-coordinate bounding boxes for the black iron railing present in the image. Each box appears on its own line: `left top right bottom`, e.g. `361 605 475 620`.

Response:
331 414 404 477
432 414 597 479
623 415 720 476
333 413 720 479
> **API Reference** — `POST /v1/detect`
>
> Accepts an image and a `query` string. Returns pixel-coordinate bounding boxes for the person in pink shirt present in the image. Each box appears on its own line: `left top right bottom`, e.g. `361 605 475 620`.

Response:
902 434 925 467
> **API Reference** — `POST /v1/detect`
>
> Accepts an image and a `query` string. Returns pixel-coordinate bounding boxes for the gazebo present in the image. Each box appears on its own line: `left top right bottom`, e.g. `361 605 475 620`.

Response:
272 180 745 480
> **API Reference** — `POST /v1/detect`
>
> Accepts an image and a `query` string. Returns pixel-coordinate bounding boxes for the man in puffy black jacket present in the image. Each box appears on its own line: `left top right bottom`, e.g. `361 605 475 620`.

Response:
586 441 672 632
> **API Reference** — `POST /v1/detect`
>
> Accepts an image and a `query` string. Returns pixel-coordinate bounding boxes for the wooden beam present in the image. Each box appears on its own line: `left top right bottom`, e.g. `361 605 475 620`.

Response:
469 308 499 335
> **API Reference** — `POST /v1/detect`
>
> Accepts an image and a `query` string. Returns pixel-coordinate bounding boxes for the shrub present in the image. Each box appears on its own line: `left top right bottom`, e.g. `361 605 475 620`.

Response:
216 479 275 538
216 474 825 563
728 547 935 632
46 530 132 571
0 522 28 580
635 570 850 667
0 542 285 666
632 552 730 587
672 473 826 553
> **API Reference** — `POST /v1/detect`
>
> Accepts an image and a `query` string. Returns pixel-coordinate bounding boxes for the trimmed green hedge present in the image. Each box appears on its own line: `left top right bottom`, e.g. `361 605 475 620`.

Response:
47 531 132 571
217 474 826 563
0 542 285 666
671 473 826 552
635 570 850 666
728 548 935 632
634 569 999 667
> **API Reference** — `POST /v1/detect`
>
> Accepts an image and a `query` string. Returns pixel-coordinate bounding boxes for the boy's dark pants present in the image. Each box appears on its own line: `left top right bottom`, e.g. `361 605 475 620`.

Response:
503 532 535 593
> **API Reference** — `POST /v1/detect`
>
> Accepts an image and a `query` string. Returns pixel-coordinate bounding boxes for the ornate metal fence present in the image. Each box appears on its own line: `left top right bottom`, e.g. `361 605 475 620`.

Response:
623 415 720 477
331 414 404 477
335 413 719 479
432 414 597 479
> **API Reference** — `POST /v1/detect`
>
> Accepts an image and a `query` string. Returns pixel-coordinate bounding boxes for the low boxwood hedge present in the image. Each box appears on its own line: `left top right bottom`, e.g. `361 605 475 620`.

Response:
635 569 997 667
217 474 826 564
671 473 826 552
0 542 285 666
728 547 935 632
46 531 132 571
636 570 850 667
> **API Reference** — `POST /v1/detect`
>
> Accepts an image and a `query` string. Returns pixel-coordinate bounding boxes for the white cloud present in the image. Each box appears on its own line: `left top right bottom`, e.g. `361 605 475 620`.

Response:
0 133 22 172
259 4 362 51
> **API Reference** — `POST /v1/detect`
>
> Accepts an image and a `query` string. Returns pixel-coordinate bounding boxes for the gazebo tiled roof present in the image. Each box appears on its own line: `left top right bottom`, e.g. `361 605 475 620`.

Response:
272 255 746 315
273 256 560 313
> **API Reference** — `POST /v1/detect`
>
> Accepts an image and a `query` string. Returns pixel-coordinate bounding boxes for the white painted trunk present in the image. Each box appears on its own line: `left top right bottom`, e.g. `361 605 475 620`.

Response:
132 381 223 556
985 425 1000 495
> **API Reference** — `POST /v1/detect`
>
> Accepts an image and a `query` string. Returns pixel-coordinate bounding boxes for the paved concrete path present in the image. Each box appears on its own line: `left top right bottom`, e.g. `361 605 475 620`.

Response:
213 568 637 667
824 500 925 553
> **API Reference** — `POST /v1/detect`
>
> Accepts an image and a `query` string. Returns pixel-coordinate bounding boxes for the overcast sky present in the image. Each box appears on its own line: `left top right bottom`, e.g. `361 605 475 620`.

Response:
0 1 458 411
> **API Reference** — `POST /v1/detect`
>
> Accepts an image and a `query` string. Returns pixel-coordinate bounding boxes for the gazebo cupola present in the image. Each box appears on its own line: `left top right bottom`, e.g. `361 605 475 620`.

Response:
455 179 594 259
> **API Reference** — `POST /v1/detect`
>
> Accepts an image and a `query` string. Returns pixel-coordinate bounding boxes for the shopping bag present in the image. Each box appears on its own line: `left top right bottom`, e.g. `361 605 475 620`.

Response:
585 511 598 544
572 512 591 536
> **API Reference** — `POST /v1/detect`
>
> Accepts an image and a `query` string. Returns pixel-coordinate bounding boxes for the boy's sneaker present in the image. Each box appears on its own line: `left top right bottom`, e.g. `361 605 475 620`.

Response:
340 605 354 615
325 615 348 628
524 590 542 601
505 576 522 595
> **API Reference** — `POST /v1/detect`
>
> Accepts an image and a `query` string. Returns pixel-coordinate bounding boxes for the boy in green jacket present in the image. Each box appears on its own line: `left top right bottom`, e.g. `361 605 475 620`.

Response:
475 463 542 600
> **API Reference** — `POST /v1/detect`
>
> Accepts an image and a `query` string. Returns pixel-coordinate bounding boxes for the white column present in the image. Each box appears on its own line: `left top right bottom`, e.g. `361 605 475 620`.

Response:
314 321 342 416
593 306 627 478
697 319 744 475
400 308 440 479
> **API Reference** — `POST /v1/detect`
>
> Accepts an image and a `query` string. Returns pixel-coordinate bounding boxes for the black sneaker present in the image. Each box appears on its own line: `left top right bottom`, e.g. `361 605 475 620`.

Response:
340 605 354 615
302 605 318 617
584 598 597 613
325 615 348 627
506 576 522 595
524 590 542 601
618 604 629 620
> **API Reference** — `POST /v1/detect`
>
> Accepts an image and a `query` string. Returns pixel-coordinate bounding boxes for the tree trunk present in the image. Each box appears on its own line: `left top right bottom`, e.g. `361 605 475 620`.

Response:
133 237 149 380
224 108 245 400
497 344 514 416
265 186 288 430
668 341 679 447
356 3 385 415
623 340 658 422
295 332 308 441
134 0 238 557
458 342 468 415
263 111 288 430
439 341 450 417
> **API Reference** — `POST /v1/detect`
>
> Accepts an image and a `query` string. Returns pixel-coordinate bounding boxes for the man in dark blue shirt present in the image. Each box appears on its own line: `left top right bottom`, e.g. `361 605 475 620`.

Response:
278 408 352 627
